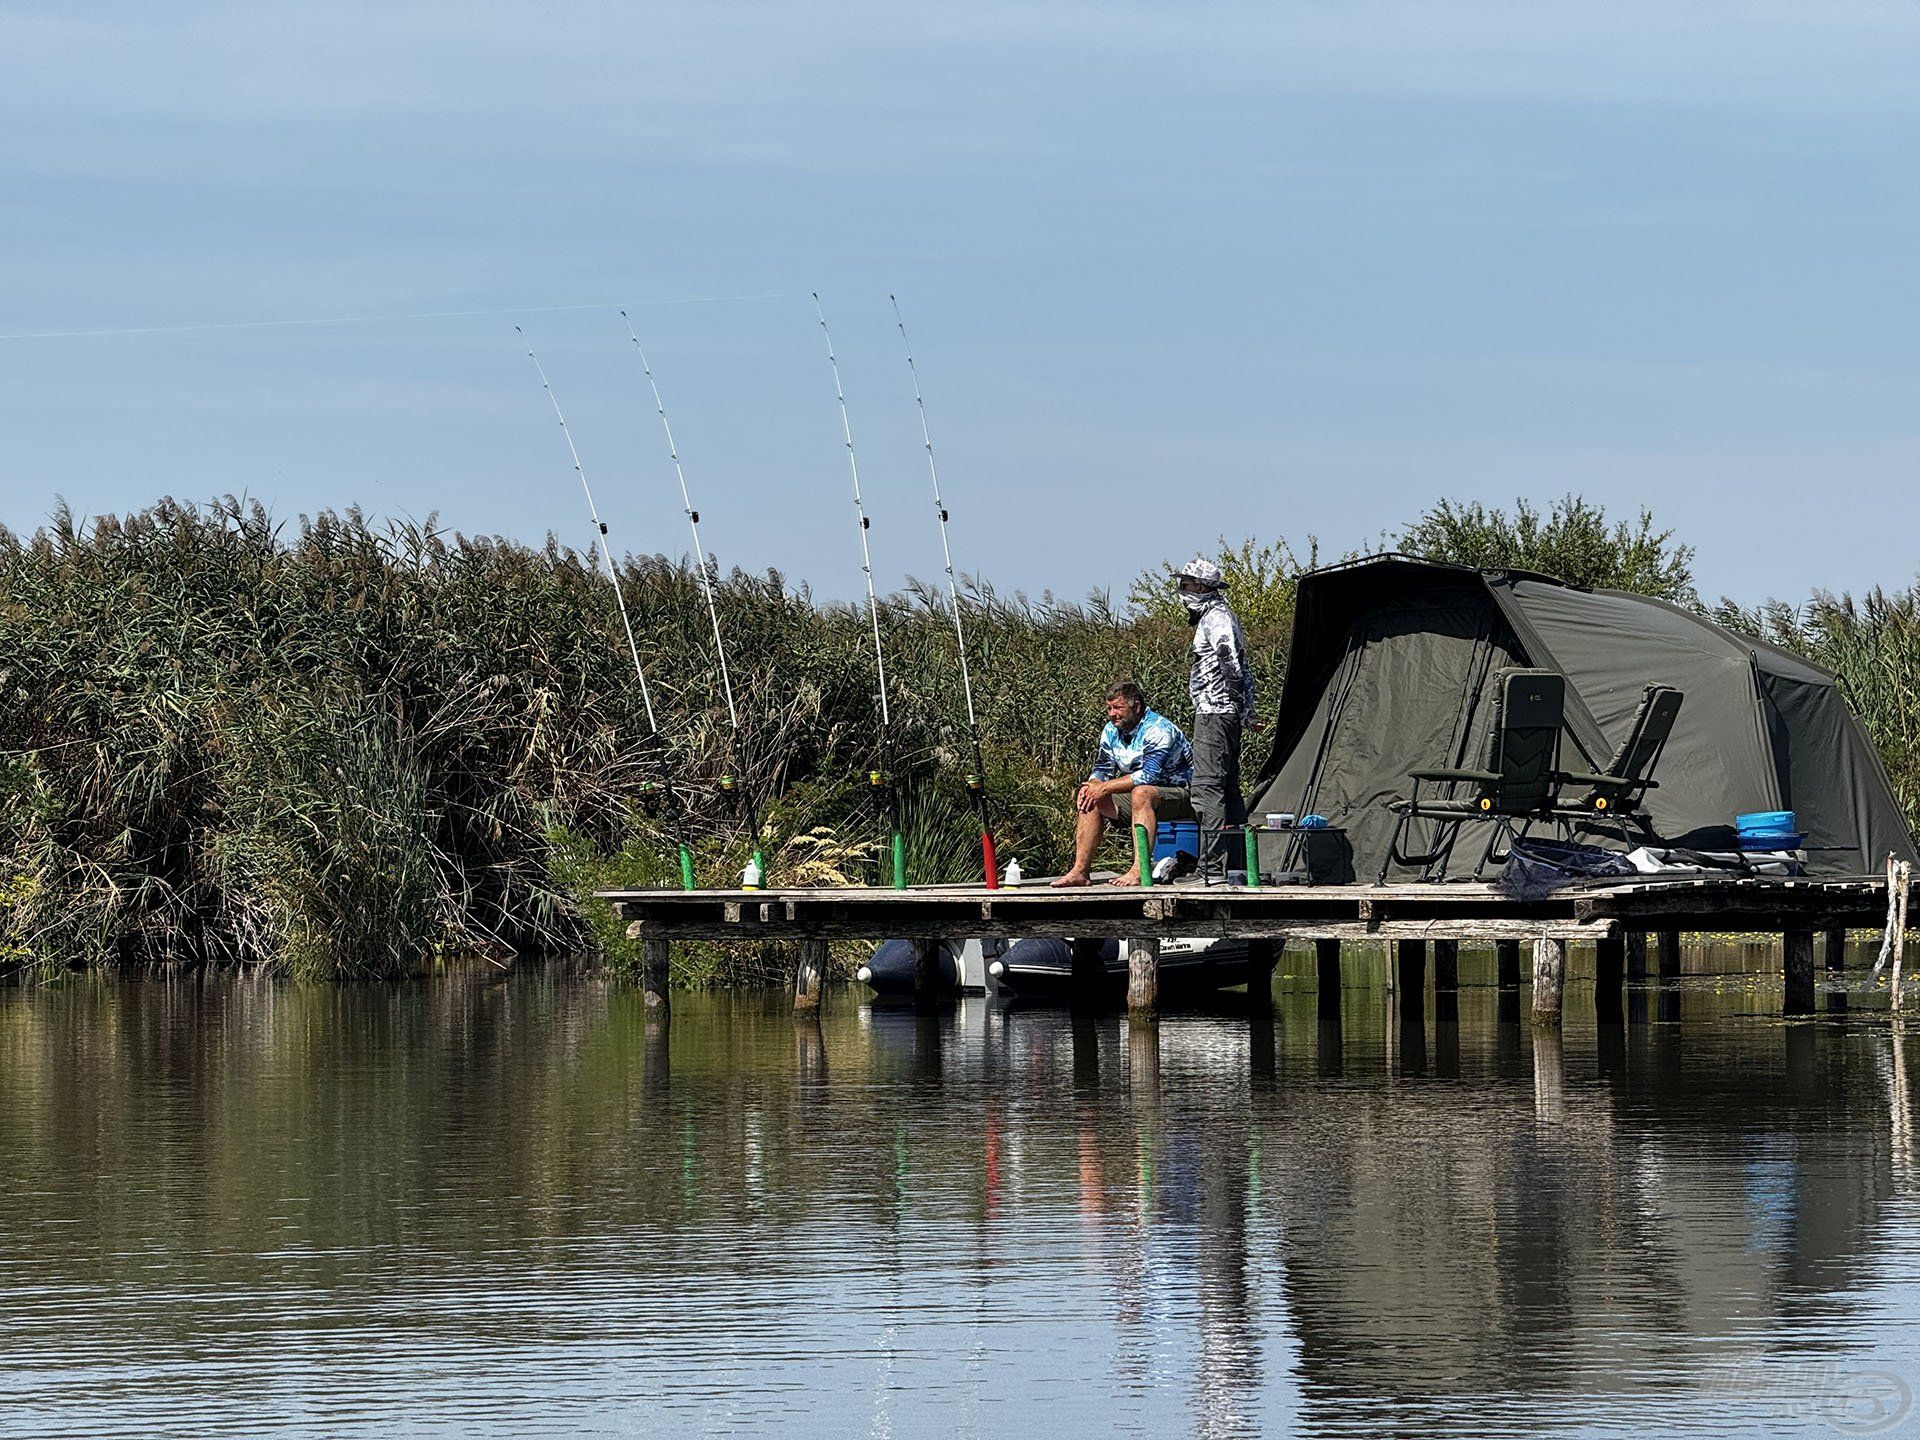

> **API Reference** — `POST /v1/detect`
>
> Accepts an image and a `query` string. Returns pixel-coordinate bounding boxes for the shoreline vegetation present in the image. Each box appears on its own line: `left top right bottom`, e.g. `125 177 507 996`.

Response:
1 495 1912 983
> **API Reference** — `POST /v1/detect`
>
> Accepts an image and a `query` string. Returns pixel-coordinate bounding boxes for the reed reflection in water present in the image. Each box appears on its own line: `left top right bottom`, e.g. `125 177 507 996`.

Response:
0 960 1917 1438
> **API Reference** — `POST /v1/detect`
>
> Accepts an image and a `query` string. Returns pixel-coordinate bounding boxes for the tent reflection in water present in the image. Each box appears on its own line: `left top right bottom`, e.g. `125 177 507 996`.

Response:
1249 555 1917 881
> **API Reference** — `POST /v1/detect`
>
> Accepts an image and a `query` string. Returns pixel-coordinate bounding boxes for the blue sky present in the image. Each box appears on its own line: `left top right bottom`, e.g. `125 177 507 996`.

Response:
3 1 1916 606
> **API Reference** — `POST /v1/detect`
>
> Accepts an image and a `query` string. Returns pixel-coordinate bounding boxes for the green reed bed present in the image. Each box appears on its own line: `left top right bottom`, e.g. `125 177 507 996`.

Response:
4 493 1901 984
0 498 1277 980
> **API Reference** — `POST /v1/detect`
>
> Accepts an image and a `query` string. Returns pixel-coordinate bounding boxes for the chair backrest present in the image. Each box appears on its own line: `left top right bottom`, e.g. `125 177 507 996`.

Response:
1595 684 1684 801
1483 668 1565 815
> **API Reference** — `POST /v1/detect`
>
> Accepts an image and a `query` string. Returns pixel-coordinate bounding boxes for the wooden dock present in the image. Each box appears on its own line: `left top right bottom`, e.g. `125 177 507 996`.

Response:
604 876 1893 1025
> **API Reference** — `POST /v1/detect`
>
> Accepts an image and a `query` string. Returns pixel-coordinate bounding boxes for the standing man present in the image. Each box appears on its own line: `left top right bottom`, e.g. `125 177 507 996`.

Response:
1050 681 1195 888
1177 557 1256 876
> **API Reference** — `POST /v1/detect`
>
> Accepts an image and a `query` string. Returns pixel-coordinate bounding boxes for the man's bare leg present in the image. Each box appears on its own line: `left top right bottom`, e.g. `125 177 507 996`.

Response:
1109 786 1159 886
1050 800 1114 887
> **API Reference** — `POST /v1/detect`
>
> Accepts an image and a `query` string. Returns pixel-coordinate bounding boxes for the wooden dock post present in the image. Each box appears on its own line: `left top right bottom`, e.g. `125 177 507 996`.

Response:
1625 931 1648 980
1128 1016 1162 1092
1315 938 1342 1022
1533 1025 1565 1122
1433 939 1459 1024
1071 1012 1101 1090
1496 939 1522 989
1070 937 1106 1001
794 1016 827 1084
1825 925 1849 1013
1394 940 1426 1012
794 938 827 1013
1532 935 1567 1026
1656 929 1682 979
912 939 940 1013
1128 936 1160 1019
1784 928 1816 1016
643 1013 670 1095
641 933 671 1015
1595 933 1625 1026
1245 938 1277 1007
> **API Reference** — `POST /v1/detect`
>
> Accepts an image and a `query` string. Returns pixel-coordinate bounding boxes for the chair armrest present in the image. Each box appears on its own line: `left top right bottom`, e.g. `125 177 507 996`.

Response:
1409 767 1500 784
1556 770 1617 787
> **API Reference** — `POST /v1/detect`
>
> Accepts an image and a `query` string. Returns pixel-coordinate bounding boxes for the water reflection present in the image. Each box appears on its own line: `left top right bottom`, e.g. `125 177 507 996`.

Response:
0 968 1915 1437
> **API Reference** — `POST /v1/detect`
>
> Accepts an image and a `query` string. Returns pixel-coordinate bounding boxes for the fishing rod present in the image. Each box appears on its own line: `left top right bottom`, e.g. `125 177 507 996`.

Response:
812 293 905 889
889 294 998 889
618 309 764 884
517 326 695 890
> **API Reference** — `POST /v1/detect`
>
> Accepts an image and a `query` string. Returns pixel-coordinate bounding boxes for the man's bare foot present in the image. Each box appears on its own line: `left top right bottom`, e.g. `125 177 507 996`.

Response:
1050 870 1092 888
1108 868 1141 887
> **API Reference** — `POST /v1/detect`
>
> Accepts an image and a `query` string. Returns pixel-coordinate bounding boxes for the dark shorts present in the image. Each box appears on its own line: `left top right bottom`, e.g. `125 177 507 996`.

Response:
1111 784 1196 824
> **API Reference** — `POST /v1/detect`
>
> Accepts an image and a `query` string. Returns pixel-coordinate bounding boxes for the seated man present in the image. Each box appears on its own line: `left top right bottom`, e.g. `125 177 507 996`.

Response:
1051 680 1196 887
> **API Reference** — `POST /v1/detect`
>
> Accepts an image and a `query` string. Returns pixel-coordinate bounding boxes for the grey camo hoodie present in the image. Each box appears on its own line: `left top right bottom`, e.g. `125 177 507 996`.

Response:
1188 593 1255 720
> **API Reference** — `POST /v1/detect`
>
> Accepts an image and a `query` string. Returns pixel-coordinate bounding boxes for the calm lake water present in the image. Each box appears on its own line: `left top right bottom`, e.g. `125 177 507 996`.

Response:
2 948 1918 1439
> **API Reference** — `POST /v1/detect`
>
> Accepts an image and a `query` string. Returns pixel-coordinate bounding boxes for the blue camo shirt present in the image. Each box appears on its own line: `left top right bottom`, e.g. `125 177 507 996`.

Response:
1091 708 1193 789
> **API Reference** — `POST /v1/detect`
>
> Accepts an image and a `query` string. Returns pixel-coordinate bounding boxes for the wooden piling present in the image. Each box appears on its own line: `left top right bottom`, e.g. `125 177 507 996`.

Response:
1825 926 1848 972
642 1013 670 1094
1656 929 1682 979
1532 935 1567 1026
1625 931 1648 980
1128 936 1160 1019
1532 1025 1565 1122
1496 939 1522 990
1784 928 1816 1016
1069 937 1106 1000
793 938 827 1013
1245 938 1277 1005
1595 933 1625 1026
641 933 671 1014
914 1014 943 1081
1315 938 1342 1022
1071 1012 1101 1091
1433 939 1459 1024
912 938 940 1012
794 1016 827 1084
1394 940 1426 1011
1128 1018 1162 1092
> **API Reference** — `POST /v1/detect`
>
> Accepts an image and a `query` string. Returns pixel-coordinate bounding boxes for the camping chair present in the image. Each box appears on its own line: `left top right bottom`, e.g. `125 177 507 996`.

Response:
1377 668 1567 883
1553 683 1684 847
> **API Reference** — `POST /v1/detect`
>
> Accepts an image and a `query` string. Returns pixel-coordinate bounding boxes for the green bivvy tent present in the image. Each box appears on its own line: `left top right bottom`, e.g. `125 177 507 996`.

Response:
1250 555 1916 879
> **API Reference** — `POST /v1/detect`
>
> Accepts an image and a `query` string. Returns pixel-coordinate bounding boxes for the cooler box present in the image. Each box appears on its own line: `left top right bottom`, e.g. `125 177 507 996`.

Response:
1153 821 1200 863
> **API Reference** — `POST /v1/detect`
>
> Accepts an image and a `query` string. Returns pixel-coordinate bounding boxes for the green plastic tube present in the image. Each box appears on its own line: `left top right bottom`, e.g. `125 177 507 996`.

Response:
892 831 907 890
1243 825 1261 888
678 845 696 892
1134 824 1153 887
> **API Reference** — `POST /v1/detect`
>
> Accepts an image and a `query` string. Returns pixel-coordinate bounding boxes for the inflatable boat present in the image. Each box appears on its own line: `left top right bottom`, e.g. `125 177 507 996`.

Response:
857 932 1255 1004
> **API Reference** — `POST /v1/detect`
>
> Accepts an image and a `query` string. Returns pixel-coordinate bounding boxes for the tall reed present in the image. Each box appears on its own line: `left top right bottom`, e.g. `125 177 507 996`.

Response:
0 499 1258 978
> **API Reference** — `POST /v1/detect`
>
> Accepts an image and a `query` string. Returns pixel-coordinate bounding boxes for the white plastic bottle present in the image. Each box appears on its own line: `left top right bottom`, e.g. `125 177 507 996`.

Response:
741 856 763 890
1003 857 1023 887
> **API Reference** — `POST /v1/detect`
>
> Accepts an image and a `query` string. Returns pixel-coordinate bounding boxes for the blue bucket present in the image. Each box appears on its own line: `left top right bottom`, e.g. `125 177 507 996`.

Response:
1739 832 1806 851
1154 821 1200 862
